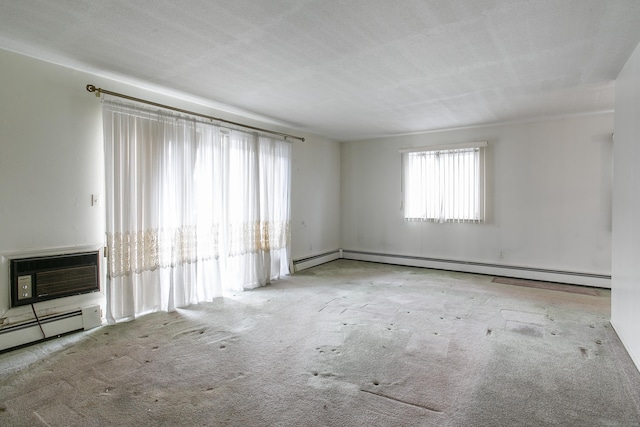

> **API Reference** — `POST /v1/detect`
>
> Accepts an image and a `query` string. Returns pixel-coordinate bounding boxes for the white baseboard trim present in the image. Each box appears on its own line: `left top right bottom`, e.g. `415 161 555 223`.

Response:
341 250 611 288
292 250 341 272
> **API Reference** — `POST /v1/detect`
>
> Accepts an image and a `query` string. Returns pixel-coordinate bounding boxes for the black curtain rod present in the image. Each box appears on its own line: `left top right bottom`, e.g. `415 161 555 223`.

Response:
85 84 305 142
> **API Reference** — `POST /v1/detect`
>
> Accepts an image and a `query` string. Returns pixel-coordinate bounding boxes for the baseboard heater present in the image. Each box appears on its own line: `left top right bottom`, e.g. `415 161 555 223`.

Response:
0 306 101 353
341 250 611 288
292 250 341 272
10 251 100 307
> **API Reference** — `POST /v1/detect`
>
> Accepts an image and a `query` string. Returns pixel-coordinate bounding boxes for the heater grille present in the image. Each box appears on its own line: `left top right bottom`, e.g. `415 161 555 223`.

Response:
10 251 100 307
37 266 98 298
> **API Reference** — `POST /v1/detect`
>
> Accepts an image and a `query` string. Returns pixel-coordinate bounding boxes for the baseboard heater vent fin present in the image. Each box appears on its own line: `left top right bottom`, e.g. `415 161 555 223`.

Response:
0 310 82 335
0 310 85 354
10 251 100 307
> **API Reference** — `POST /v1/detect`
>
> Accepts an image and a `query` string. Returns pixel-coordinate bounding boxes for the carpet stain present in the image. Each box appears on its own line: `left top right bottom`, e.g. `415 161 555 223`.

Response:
486 328 493 336
506 321 545 338
580 347 589 358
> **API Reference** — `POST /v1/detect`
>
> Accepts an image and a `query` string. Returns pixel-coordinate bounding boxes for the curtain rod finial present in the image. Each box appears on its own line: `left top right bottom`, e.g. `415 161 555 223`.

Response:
86 84 101 97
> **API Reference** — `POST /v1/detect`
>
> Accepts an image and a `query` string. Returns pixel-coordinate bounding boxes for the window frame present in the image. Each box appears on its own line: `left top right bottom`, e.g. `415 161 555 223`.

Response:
400 141 486 223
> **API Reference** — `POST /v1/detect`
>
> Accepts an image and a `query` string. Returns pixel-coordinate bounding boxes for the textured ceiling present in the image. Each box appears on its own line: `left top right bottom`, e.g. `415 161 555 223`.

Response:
1 0 640 141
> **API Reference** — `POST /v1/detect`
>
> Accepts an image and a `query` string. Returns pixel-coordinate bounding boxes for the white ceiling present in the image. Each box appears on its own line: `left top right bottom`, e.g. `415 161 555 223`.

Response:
1 0 640 141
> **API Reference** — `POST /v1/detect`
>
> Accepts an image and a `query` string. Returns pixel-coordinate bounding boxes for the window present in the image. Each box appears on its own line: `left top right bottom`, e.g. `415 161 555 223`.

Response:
402 142 486 223
103 100 292 322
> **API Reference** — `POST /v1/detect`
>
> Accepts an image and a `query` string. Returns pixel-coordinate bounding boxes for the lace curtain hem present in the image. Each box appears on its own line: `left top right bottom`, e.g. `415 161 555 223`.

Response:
107 221 290 278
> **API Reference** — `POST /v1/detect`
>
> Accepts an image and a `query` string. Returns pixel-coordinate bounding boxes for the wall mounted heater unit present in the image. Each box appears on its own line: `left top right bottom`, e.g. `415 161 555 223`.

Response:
10 251 100 307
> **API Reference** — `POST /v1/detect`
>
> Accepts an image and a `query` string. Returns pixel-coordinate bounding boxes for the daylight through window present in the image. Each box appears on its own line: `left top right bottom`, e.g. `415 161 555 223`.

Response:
402 142 486 223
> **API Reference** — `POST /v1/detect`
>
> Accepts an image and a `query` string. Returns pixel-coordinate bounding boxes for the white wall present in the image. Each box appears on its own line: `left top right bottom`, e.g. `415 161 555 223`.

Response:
291 137 341 259
341 114 613 286
0 50 105 327
0 48 340 328
612 40 640 370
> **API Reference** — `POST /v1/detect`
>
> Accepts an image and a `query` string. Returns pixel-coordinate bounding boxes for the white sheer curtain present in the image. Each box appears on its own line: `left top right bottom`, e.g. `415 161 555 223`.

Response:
403 147 483 223
103 101 291 323
223 131 291 291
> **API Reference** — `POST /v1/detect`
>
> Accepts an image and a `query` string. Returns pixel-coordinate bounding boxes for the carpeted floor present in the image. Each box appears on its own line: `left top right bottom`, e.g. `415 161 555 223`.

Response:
1 260 639 426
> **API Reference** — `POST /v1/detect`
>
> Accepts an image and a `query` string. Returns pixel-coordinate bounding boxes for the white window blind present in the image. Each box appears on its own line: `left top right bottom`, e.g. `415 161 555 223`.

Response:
402 142 486 223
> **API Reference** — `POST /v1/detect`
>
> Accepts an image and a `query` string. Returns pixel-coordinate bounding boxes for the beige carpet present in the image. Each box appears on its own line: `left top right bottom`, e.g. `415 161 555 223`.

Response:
1 260 639 426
